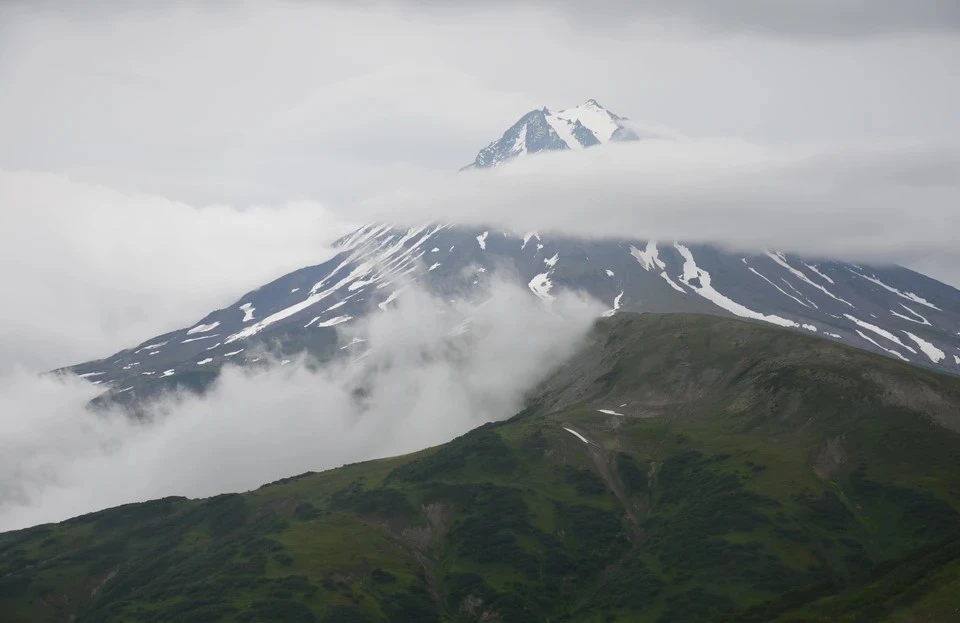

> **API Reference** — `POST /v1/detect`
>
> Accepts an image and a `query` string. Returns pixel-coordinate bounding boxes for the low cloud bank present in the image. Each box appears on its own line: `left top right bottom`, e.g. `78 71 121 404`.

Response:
4 133 959 378
0 280 602 532
0 170 354 371
4 136 959 377
362 139 960 284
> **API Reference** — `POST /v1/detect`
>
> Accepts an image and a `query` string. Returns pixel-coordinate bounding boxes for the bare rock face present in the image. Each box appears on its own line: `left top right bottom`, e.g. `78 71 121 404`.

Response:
812 434 848 479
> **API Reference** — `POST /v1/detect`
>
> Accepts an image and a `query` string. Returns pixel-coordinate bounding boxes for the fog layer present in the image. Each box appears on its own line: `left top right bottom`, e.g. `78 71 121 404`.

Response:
0 280 601 531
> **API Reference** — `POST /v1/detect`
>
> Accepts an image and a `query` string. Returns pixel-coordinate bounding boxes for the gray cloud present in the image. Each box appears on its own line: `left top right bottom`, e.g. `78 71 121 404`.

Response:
0 171 355 371
0 2 958 364
555 0 960 38
9 0 960 38
3 139 959 377
361 139 960 287
2 2 959 209
0 280 601 531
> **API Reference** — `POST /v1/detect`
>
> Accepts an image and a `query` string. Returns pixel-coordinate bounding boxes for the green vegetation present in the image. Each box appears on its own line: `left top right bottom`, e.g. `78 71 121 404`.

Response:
3 313 960 622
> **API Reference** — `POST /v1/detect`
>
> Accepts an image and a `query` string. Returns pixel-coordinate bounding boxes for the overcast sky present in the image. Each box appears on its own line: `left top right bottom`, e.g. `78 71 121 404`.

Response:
3 1 959 206
1 0 959 368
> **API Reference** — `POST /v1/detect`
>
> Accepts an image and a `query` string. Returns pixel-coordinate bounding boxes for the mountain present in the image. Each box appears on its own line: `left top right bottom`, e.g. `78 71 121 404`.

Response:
6 314 960 622
62 225 960 405
59 101 960 403
463 99 640 169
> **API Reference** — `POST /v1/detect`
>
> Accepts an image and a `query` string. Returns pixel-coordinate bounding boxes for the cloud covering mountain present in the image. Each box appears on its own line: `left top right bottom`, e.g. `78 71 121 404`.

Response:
0 280 600 531
1 0 959 535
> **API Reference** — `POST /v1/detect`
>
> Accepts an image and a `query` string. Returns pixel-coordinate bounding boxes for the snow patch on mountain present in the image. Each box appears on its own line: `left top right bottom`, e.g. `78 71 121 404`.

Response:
855 330 909 361
803 262 835 285
134 341 167 355
187 321 220 335
601 291 624 318
766 252 853 308
675 244 799 329
890 303 931 325
630 241 665 271
239 303 255 322
544 113 583 151
563 427 592 445
509 125 528 158
222 226 449 345
340 337 366 350
844 314 917 354
316 315 352 328
780 278 818 309
379 290 401 311
181 334 219 344
660 272 686 293
630 241 686 293
745 261 813 310
849 269 942 311
552 99 622 142
528 273 555 302
228 261 372 343
902 331 945 363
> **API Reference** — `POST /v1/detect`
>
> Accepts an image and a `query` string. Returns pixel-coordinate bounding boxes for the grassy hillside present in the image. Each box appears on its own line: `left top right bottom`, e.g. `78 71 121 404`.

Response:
3 313 960 623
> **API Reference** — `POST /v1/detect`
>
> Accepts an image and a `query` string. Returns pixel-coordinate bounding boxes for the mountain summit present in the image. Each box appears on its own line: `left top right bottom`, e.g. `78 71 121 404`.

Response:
464 99 640 169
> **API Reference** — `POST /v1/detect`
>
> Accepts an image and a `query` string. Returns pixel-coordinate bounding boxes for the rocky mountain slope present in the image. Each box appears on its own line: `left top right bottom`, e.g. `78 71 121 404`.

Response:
62 223 960 405
59 101 960 402
7 313 960 622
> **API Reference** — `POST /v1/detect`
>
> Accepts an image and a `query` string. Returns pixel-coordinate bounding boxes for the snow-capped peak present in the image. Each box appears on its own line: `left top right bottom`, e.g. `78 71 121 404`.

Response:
464 99 638 169
548 99 625 143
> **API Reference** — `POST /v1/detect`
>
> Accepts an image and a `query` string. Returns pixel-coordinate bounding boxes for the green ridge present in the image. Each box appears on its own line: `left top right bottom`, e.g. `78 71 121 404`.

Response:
3 313 960 622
